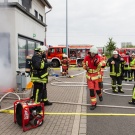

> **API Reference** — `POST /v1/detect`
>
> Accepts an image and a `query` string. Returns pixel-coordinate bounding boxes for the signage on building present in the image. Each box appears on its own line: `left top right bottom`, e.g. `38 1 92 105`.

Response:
33 34 36 38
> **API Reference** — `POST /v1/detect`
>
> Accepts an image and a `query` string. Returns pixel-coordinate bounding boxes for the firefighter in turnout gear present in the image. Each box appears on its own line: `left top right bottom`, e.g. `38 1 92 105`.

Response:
31 45 52 106
124 52 132 81
129 85 135 105
107 51 124 93
83 46 103 110
102 54 107 62
61 54 69 76
130 53 135 81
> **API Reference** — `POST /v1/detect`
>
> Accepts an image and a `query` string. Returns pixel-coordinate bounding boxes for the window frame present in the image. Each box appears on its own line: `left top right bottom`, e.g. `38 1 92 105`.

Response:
34 10 38 18
18 35 43 68
39 14 43 22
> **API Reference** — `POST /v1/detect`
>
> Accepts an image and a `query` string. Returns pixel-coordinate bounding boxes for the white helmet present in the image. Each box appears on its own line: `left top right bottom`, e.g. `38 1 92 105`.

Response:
113 51 118 55
40 46 48 51
35 45 48 52
89 46 98 54
132 53 135 56
63 54 68 57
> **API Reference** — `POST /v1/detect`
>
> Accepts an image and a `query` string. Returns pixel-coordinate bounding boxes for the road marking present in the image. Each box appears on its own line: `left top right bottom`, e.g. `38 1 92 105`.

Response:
103 88 132 97
1 110 135 116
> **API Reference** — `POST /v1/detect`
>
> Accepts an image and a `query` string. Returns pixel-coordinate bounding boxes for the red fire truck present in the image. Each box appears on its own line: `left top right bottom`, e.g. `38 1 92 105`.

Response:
47 45 93 67
116 48 135 56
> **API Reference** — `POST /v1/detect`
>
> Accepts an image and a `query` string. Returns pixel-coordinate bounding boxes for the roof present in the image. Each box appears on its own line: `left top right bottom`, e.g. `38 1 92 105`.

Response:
49 45 93 49
41 0 52 9
69 45 92 49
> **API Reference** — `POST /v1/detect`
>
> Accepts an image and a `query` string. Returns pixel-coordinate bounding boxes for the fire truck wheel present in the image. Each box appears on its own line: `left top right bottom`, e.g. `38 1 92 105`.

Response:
52 60 60 67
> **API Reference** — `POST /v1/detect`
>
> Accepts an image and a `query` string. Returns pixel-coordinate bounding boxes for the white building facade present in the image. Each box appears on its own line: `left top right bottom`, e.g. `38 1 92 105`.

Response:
0 0 52 88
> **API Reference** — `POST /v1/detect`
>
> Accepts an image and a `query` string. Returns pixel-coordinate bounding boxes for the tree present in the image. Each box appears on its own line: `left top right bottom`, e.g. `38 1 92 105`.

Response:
105 38 116 56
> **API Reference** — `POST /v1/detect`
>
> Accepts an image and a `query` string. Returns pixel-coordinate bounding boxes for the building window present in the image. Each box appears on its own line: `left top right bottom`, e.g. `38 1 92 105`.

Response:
39 14 43 22
35 10 38 18
18 36 43 68
22 0 32 11
28 41 35 56
18 38 27 68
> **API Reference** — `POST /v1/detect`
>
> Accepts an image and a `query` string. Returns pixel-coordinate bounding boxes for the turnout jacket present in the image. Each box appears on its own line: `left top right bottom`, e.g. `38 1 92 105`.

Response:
107 55 124 77
31 52 50 83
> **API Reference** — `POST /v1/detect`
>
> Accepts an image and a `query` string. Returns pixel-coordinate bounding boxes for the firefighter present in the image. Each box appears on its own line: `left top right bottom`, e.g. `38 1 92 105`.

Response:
107 51 124 93
130 53 135 81
83 46 103 110
124 52 132 81
102 54 107 62
129 85 135 104
99 54 106 76
61 54 69 76
31 45 53 106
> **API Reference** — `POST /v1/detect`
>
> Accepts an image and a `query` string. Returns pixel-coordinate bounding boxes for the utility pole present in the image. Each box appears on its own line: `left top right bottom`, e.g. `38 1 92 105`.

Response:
66 0 68 56
45 8 52 46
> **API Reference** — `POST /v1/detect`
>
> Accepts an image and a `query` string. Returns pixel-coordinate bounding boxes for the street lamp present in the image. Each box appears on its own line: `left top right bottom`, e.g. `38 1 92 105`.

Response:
45 8 52 46
66 0 68 56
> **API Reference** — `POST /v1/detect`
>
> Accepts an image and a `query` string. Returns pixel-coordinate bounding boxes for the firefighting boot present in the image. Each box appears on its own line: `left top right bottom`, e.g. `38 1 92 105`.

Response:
90 104 97 110
118 89 124 93
128 101 135 105
44 100 52 106
129 99 135 105
112 89 118 93
99 96 103 102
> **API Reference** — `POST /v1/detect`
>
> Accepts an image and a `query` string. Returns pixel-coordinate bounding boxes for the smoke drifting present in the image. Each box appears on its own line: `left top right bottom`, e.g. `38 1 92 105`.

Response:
0 3 15 91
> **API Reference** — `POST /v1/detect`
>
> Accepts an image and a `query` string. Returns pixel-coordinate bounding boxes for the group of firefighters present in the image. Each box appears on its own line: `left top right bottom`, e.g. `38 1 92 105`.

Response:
26 45 135 112
83 47 135 110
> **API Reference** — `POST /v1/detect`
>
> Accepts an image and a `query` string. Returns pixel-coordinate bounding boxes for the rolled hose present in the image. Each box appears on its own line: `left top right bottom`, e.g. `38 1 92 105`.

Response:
0 92 20 112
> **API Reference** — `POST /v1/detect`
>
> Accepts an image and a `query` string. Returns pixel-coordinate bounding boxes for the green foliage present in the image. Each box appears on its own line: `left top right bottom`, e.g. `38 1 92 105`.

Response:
105 38 116 57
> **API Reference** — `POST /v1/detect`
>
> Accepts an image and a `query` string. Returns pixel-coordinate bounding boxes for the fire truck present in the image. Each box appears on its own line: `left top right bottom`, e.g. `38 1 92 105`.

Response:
115 48 135 64
116 48 135 56
47 45 93 67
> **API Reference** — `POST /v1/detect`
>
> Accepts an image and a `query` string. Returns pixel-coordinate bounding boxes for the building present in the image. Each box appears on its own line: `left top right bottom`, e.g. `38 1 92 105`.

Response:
121 42 132 48
0 0 52 88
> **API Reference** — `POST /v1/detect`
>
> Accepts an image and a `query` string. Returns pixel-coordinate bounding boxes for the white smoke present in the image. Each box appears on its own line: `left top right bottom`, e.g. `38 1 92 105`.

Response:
0 58 14 90
0 2 15 91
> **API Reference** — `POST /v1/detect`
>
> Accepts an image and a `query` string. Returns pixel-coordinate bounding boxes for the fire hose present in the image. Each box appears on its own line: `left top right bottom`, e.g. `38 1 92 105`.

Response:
1 68 135 114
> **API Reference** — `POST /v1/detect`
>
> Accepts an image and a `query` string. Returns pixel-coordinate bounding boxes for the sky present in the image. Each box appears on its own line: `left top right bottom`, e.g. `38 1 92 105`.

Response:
46 0 135 48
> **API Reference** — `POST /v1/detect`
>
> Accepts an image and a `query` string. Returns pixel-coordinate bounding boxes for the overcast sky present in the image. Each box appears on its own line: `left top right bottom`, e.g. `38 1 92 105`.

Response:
46 0 135 48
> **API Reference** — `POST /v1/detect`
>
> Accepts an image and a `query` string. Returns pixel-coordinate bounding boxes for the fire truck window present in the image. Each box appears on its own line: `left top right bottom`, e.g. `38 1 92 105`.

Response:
82 49 85 53
48 48 54 56
70 51 76 57
56 48 61 53
50 48 54 53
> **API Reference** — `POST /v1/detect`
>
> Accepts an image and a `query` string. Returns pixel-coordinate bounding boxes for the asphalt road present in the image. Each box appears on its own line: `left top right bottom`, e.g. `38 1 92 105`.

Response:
87 69 135 135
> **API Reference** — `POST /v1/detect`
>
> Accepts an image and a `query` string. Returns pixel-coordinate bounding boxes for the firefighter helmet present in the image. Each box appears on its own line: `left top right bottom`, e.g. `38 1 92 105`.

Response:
113 51 118 55
35 45 48 52
89 46 98 54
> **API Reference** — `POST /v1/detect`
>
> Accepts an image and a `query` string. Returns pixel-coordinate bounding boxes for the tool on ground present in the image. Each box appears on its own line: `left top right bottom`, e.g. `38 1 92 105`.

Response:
14 98 44 132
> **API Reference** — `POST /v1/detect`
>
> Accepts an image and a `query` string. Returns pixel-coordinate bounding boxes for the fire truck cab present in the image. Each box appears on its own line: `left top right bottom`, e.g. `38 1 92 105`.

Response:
47 45 92 67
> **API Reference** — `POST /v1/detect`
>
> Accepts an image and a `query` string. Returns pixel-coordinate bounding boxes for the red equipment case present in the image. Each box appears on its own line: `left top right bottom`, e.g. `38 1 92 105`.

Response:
14 98 44 132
